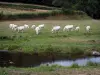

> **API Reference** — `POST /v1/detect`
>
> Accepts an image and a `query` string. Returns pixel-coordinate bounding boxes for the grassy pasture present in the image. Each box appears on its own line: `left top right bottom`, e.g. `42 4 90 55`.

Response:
0 20 100 54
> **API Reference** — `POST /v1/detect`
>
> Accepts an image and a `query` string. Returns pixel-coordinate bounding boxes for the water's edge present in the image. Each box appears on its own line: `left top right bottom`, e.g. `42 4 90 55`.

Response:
0 50 100 67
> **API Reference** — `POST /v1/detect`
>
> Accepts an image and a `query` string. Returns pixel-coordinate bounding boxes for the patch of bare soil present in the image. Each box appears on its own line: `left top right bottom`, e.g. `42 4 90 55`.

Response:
35 9 49 12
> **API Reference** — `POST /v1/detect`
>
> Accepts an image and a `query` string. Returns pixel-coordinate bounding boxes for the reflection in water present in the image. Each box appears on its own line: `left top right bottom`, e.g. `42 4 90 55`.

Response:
0 50 100 67
42 57 100 66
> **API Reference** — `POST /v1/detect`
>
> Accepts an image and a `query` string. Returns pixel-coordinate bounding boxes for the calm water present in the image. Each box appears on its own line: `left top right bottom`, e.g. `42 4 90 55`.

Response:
41 57 100 66
0 51 100 67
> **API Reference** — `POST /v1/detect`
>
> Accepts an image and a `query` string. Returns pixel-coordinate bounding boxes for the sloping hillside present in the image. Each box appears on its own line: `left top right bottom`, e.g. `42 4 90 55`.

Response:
0 2 91 20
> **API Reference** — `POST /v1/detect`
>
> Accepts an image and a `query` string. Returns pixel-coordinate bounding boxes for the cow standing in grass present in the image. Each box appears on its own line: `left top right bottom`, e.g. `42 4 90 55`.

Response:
86 25 91 32
51 26 61 33
63 25 74 31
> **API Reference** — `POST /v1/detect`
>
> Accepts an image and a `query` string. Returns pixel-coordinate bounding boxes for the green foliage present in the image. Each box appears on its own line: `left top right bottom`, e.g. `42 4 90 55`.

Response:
74 0 100 18
86 61 100 67
0 11 4 19
0 36 14 40
0 9 87 20
32 64 63 72
52 0 100 18
0 68 8 75
0 44 7 49
62 9 74 15
0 2 90 20
69 47 84 56
0 20 100 56
52 0 63 7
51 10 61 16
7 44 20 51
0 10 62 20
70 63 80 68
0 0 100 19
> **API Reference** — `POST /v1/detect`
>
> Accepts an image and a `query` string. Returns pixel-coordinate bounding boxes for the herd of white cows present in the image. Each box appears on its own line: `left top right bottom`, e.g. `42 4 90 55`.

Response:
9 24 91 35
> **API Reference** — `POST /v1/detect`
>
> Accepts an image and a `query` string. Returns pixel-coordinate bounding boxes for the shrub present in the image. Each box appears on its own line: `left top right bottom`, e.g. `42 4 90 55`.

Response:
61 9 74 15
0 44 9 50
86 61 99 66
8 44 20 50
70 63 80 68
51 10 62 16
69 47 84 56
37 12 50 17
75 11 85 15
0 36 14 40
0 68 8 75
0 11 4 19
84 50 92 56
45 45 61 54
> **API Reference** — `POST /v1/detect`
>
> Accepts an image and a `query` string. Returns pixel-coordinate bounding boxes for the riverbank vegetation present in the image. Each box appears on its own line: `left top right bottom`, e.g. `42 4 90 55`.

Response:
0 1 100 75
1 62 100 75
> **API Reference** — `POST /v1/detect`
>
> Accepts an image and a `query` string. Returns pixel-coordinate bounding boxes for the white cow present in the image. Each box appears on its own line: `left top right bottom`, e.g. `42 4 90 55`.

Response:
38 24 44 29
16 26 25 33
63 25 74 31
31 25 36 29
34 24 45 35
9 24 14 29
24 24 29 28
86 25 91 32
9 24 17 30
75 26 80 31
51 26 61 33
35 26 41 35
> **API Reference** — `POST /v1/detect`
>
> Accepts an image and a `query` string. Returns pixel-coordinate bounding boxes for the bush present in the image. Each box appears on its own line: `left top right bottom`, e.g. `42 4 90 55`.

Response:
8 44 20 50
0 44 9 50
84 50 92 56
0 68 8 75
0 36 14 40
37 12 51 17
0 8 87 20
69 47 84 56
75 11 85 15
86 61 99 66
45 45 61 53
70 63 80 68
51 10 62 16
0 11 4 19
61 9 74 15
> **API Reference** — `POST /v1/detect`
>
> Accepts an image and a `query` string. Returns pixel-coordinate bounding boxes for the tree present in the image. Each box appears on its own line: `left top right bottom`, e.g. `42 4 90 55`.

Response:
52 0 100 19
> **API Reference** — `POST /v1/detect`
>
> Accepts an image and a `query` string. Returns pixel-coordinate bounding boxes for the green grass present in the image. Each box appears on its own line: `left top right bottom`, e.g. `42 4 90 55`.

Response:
1 62 100 75
0 3 90 20
0 9 90 20
0 20 100 56
0 2 91 20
